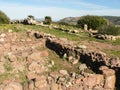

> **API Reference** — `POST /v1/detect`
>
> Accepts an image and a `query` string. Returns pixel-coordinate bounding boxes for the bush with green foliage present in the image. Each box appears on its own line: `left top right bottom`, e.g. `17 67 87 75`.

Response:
98 25 120 36
44 16 52 25
77 15 108 30
0 10 10 24
28 15 35 20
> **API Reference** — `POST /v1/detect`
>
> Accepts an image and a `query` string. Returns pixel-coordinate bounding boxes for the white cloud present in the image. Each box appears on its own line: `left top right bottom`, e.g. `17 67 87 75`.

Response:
0 2 120 21
71 1 108 10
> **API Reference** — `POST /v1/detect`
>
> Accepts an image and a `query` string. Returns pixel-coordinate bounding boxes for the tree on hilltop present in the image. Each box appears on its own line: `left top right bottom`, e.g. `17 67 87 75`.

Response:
28 15 35 20
44 16 52 25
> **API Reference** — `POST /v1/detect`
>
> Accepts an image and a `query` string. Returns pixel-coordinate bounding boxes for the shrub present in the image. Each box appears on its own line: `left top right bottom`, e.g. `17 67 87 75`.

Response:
98 25 120 36
77 15 108 30
28 15 35 20
0 10 10 24
44 16 52 25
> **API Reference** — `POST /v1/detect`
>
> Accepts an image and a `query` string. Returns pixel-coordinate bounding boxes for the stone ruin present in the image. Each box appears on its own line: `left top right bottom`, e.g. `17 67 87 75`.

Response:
94 34 120 41
34 32 120 90
10 16 43 25
0 30 119 90
84 24 88 31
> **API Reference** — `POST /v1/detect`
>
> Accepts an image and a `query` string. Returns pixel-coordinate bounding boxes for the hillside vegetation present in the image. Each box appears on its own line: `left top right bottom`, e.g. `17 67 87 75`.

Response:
77 15 108 30
59 16 120 25
0 10 10 24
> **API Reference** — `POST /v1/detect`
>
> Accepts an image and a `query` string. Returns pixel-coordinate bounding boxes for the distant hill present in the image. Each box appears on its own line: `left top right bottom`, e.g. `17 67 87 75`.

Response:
58 17 81 25
58 16 120 25
103 16 120 25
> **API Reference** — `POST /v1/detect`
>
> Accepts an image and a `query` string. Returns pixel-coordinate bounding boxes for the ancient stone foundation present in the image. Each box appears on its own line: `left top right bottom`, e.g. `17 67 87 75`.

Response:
34 32 120 90
1 30 119 90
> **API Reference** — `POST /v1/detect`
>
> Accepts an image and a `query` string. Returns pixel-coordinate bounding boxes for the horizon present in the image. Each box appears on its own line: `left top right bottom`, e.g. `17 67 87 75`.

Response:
0 0 120 21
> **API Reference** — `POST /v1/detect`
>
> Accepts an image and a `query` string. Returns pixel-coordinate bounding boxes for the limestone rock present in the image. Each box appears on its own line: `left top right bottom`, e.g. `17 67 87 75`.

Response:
82 74 104 89
79 64 87 71
3 82 22 90
59 70 69 76
8 54 17 62
109 57 120 67
102 68 116 90
35 76 49 90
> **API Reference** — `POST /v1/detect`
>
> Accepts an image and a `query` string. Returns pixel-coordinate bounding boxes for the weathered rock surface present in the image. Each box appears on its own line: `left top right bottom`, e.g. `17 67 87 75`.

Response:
45 37 120 69
94 34 120 41
100 66 116 90
3 82 23 90
0 30 119 90
0 31 50 90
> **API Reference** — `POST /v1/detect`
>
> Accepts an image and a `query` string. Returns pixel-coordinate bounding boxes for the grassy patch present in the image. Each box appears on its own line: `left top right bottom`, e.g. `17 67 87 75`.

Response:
4 62 13 72
103 49 120 58
0 73 12 82
110 50 120 58
1 24 119 46
47 49 78 73
112 38 120 45
0 24 27 32
17 71 28 84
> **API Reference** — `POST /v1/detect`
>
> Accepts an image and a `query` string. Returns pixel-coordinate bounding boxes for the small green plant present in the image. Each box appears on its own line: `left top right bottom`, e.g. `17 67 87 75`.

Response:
18 70 28 83
0 73 12 82
4 63 13 71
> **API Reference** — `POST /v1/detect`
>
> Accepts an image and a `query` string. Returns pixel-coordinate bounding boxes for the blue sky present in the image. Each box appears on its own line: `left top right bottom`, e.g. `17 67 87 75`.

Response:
0 0 120 20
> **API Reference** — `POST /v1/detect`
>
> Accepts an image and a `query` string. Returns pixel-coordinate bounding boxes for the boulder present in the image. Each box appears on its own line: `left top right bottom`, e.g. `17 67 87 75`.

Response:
100 66 116 90
75 45 87 49
27 52 41 62
59 70 69 76
28 80 35 90
102 68 116 90
35 76 49 90
3 82 22 90
8 54 17 62
82 74 104 89
109 57 120 68
0 33 6 38
26 71 37 80
79 64 87 71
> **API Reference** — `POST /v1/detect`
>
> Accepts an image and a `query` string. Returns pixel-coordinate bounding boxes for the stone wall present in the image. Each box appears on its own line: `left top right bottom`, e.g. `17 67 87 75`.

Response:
25 31 120 89
34 32 120 89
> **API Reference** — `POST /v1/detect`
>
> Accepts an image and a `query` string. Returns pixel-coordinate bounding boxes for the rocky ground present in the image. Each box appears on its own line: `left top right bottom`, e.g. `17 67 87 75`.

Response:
0 30 49 90
0 29 119 90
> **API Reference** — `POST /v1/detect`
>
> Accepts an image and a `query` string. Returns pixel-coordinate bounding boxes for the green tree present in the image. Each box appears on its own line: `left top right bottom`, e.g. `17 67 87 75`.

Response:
28 15 35 20
77 15 108 30
44 16 52 25
0 10 10 24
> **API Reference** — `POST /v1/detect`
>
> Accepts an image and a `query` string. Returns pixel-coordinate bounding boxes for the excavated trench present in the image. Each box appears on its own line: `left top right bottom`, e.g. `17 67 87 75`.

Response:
1 30 119 90
35 34 120 90
34 32 120 90
46 38 120 89
45 38 107 72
